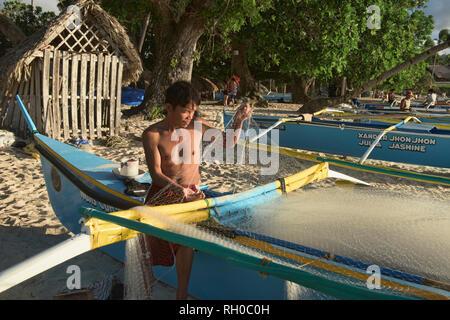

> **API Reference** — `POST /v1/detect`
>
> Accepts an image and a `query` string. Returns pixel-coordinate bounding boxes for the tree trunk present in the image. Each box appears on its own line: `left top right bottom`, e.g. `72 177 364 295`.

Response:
299 39 450 113
0 11 27 45
231 40 268 107
124 2 210 118
341 77 347 97
291 76 313 104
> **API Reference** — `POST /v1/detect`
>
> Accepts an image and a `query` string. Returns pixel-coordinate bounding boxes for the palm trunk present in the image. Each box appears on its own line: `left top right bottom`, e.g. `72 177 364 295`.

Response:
299 40 450 113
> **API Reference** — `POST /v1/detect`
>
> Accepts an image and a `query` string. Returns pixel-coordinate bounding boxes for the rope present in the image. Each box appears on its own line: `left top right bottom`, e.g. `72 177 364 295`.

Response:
278 177 287 195
232 229 425 285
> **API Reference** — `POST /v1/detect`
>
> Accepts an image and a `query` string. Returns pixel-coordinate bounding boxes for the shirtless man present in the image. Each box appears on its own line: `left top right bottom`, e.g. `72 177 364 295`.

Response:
141 81 252 299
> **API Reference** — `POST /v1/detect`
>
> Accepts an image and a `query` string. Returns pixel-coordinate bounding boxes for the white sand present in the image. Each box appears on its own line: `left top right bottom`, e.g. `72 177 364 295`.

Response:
0 102 449 299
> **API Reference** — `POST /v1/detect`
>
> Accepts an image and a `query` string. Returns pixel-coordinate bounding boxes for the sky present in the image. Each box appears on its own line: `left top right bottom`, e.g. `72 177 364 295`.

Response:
0 0 449 52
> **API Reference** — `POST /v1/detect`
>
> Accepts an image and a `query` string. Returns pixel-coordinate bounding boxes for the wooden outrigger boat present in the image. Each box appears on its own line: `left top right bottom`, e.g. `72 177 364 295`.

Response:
355 100 450 112
224 109 450 169
1 95 449 300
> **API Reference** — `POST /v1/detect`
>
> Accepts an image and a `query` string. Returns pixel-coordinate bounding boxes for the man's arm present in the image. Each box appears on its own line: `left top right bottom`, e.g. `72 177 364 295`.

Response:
199 103 252 148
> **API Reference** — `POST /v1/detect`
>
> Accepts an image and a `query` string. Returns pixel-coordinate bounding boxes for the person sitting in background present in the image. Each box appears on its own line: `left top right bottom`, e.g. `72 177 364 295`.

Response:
387 89 396 105
399 90 414 111
423 89 437 109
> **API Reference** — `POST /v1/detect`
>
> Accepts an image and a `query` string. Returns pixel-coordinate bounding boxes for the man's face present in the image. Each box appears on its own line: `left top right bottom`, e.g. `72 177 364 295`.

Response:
406 91 413 98
166 101 197 128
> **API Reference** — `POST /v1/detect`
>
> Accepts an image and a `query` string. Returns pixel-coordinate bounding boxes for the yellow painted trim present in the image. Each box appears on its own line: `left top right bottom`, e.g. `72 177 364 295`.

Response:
284 163 329 192
248 143 450 187
84 210 140 249
371 118 450 130
324 112 450 129
85 205 448 299
234 236 448 300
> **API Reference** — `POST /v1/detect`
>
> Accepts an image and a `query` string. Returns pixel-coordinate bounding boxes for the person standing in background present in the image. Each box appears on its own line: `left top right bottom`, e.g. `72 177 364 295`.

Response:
223 75 240 107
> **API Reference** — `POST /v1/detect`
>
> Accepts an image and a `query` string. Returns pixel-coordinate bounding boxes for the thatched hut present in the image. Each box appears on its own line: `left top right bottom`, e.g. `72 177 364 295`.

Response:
0 0 142 140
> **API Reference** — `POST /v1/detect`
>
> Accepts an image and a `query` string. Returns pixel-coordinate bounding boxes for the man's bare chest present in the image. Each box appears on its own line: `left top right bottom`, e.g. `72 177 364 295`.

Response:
158 129 202 163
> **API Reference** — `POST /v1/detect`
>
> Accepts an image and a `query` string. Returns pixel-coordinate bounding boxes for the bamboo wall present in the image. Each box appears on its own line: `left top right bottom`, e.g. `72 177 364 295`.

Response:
0 48 124 140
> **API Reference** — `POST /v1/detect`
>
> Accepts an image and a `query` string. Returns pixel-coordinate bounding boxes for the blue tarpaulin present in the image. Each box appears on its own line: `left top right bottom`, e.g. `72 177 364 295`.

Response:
121 86 145 106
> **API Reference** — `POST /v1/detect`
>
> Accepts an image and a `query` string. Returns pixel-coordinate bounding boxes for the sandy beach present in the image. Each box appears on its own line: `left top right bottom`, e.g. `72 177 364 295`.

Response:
1 101 449 300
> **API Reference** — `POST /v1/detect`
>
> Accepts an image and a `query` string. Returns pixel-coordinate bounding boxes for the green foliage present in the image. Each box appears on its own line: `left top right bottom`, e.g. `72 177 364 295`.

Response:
2 0 56 35
84 0 272 74
439 29 448 42
413 67 434 94
148 105 165 120
195 0 435 95
336 1 433 92
170 59 179 68
55 0 439 100
0 1 56 56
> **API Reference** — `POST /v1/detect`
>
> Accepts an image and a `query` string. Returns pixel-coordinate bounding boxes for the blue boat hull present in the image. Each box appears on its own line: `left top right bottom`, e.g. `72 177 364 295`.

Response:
37 134 328 299
16 94 448 300
224 111 450 168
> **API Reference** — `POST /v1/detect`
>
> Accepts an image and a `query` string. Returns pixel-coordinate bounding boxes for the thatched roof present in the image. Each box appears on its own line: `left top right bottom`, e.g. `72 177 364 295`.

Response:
427 65 450 82
0 0 142 92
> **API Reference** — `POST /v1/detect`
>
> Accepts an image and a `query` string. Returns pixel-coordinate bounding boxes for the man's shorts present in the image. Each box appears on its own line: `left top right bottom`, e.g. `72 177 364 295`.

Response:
139 184 203 266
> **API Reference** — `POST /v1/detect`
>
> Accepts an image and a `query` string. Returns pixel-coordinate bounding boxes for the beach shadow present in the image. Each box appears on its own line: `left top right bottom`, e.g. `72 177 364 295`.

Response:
0 225 69 271
0 225 124 300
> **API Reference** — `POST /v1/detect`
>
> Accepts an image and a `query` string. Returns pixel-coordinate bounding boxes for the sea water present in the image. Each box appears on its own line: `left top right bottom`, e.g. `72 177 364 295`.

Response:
234 187 450 283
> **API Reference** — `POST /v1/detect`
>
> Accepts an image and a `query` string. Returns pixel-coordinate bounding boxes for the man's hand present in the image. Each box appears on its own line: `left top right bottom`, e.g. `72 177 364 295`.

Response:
234 103 253 122
183 187 205 202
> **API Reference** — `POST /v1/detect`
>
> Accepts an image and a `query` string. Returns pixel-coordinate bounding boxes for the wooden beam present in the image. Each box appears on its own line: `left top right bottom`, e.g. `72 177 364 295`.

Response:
109 55 117 136
88 53 96 139
70 53 79 138
34 61 42 132
115 59 124 135
96 53 104 138
61 51 70 140
80 54 88 140
42 49 51 136
52 50 61 139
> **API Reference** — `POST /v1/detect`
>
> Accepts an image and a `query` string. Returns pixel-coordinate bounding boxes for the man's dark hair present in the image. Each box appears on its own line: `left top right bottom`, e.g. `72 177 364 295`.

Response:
165 81 201 108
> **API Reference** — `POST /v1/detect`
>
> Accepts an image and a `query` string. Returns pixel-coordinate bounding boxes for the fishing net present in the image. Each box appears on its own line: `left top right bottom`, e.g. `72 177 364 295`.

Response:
115 185 450 300
119 112 449 300
124 235 153 300
232 187 450 284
